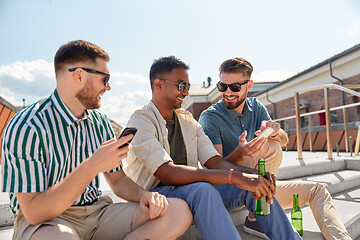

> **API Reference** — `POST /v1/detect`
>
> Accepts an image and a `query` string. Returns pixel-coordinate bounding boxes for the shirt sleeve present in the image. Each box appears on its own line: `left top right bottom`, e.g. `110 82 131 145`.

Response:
198 112 223 145
195 120 221 166
126 111 173 175
1 122 47 193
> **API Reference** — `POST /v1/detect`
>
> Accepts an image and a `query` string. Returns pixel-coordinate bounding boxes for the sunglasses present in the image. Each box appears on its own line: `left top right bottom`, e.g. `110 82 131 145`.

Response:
159 78 191 92
68 67 110 86
216 80 249 92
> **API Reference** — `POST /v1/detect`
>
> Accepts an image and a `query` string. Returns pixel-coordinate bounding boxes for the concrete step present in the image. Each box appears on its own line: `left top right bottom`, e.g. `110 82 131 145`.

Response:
179 169 360 240
179 186 360 240
1 152 359 239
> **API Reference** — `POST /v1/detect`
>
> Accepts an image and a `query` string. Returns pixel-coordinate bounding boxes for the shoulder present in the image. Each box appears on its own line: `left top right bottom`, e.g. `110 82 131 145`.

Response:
199 100 225 122
247 97 266 109
127 104 160 128
8 97 51 130
88 109 111 123
2 98 51 150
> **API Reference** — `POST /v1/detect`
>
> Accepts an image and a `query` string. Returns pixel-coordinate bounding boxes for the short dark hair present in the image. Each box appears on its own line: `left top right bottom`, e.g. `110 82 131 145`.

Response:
54 40 110 75
149 56 189 90
219 58 253 78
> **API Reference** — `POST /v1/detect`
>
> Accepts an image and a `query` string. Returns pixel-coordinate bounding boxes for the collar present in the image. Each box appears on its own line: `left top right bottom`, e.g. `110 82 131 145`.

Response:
50 89 91 126
148 100 190 124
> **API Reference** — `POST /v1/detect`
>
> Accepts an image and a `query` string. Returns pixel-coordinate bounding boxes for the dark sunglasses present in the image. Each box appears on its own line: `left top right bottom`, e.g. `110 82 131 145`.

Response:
216 80 249 92
159 78 191 92
68 67 110 86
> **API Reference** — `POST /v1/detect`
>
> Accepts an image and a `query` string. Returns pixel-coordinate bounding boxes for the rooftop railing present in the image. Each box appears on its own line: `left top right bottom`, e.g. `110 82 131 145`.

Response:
274 84 360 159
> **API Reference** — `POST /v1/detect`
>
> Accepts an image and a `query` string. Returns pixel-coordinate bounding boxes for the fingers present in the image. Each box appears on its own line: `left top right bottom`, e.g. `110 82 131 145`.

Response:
238 130 247 143
159 195 169 216
117 134 134 149
143 192 168 219
243 137 266 156
263 120 280 136
260 177 275 203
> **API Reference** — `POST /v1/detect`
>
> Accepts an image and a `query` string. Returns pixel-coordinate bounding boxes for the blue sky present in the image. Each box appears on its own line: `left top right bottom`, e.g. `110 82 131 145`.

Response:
0 0 359 126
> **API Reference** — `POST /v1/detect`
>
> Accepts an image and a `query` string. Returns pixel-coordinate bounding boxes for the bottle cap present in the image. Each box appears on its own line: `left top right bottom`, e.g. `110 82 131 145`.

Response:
258 158 265 164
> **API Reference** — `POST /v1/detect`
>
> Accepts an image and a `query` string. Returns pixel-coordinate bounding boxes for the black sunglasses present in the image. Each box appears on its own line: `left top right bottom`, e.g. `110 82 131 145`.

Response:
159 78 191 92
216 80 249 92
68 67 110 86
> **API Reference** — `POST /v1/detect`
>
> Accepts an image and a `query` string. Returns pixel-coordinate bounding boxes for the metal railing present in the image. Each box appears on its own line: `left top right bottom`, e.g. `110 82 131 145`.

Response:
273 84 360 159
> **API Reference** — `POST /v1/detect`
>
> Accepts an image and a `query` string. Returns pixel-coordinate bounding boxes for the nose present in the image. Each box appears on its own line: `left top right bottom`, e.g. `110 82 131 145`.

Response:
105 83 111 91
224 86 233 94
182 87 189 96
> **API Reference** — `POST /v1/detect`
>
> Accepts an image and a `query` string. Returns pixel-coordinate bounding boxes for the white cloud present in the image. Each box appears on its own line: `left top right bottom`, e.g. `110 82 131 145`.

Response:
0 59 54 82
0 84 23 106
0 60 55 105
111 72 148 86
0 60 150 114
252 70 297 83
100 90 152 127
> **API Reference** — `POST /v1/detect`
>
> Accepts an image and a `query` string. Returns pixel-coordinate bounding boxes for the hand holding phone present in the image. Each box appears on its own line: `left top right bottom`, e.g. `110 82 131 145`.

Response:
118 127 137 148
258 127 274 139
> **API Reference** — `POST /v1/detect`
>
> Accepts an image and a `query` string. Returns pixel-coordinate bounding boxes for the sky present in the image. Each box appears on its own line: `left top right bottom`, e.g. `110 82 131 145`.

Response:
0 0 359 127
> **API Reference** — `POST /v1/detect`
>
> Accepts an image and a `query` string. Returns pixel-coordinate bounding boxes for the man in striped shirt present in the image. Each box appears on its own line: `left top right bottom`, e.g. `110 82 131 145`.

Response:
1 40 192 240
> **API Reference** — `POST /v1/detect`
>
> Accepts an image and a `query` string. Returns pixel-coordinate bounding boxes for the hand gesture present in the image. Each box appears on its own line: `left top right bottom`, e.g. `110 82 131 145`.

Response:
87 134 134 174
234 130 267 159
139 192 169 219
233 171 276 204
255 120 280 138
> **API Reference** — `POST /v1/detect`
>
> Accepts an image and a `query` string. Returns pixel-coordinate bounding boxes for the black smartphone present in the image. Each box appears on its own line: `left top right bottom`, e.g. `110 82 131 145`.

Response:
118 127 138 148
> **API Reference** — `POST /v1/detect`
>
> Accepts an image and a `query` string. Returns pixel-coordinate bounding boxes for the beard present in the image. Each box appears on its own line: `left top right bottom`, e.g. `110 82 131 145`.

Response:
223 94 246 110
75 81 101 110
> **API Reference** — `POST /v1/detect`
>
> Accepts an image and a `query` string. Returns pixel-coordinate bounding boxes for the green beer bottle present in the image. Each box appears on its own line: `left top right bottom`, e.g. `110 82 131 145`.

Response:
291 193 303 236
255 158 270 215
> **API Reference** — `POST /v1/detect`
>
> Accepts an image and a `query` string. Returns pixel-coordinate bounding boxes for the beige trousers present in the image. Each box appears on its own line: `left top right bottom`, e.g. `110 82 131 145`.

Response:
241 139 351 240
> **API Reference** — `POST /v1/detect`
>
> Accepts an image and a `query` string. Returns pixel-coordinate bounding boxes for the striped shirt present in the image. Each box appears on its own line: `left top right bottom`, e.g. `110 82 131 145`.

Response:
1 89 121 214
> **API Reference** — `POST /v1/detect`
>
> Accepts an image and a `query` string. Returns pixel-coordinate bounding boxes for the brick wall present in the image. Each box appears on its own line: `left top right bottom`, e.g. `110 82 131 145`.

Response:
266 74 360 129
189 102 212 121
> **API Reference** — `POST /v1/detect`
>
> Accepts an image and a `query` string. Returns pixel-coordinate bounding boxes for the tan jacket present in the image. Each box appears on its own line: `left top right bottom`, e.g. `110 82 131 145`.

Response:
123 101 220 190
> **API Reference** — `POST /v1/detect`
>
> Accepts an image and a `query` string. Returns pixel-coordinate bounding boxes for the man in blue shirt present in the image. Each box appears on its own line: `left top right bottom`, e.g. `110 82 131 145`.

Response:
199 57 351 239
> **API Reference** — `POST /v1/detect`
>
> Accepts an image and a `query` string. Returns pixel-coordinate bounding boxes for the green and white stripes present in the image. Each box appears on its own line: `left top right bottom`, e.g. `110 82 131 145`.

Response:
1 90 119 214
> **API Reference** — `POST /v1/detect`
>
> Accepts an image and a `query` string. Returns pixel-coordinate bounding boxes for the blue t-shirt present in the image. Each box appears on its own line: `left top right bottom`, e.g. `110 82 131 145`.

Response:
199 98 270 158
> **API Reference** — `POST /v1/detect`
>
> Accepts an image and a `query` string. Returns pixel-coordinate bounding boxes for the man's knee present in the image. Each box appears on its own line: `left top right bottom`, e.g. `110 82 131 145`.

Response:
30 224 79 240
263 139 283 173
311 182 331 200
166 198 193 231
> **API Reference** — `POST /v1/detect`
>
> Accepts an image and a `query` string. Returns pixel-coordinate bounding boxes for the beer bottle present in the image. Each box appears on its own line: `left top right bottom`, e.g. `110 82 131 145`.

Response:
255 158 270 215
291 193 303 236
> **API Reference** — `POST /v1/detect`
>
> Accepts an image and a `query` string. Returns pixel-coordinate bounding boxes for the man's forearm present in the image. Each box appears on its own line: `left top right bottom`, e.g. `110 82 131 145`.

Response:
205 156 257 174
105 171 147 202
155 162 239 186
16 160 98 225
223 147 246 165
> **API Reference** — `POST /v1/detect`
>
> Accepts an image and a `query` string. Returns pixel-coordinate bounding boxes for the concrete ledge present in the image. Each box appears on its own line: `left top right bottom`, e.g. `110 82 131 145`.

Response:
346 213 360 240
277 158 346 180
0 205 13 228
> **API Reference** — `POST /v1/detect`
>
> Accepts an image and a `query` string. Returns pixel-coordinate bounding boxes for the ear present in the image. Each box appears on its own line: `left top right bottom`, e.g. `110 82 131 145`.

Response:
153 78 163 91
247 80 253 91
70 68 83 86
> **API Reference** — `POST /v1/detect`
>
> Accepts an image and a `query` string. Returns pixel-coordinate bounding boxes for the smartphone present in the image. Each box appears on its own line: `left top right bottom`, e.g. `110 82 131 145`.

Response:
258 127 274 138
118 127 138 148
